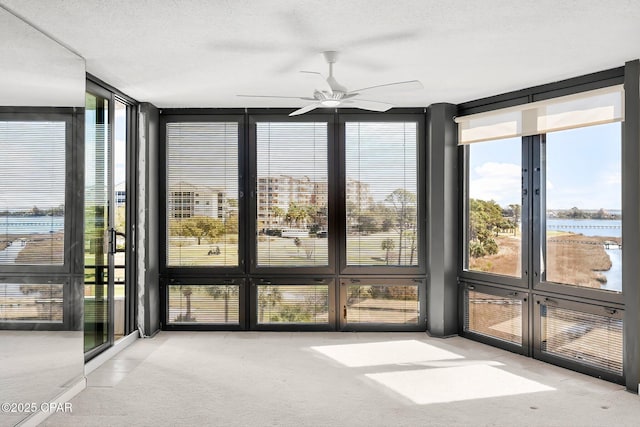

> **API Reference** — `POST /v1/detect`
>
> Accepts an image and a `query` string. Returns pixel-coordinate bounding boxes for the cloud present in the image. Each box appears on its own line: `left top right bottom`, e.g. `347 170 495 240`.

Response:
602 170 621 185
470 162 521 206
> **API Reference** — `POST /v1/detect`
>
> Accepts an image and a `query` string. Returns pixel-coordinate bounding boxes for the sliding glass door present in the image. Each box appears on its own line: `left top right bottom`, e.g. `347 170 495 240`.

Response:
84 82 132 357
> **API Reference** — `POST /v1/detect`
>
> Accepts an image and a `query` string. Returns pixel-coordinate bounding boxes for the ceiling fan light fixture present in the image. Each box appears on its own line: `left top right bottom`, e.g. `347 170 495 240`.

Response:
320 99 340 107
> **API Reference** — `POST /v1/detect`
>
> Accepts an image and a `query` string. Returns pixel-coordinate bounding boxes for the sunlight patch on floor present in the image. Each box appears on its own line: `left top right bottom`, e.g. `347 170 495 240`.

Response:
311 340 463 367
366 364 555 404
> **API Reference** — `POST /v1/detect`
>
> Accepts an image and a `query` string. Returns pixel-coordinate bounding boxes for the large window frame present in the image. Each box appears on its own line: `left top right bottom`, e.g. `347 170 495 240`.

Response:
338 113 426 276
0 111 74 275
160 114 246 277
532 125 625 306
162 277 246 331
0 108 83 332
159 109 428 331
458 69 628 384
460 136 531 289
248 114 336 276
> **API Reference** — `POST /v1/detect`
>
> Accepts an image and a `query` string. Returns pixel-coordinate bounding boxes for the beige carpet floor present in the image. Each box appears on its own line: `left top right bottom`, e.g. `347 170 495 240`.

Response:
43 331 640 426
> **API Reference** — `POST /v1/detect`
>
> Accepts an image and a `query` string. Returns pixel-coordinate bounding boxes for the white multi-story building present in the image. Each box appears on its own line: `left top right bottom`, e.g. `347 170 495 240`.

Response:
257 175 328 228
168 182 228 219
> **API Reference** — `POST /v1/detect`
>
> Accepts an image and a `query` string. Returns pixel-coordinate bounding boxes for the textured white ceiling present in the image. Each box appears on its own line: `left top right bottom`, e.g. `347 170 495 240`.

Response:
1 0 639 108
0 6 85 106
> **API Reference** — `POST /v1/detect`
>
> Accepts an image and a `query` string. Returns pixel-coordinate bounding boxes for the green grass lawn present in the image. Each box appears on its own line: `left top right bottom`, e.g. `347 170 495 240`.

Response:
166 231 419 267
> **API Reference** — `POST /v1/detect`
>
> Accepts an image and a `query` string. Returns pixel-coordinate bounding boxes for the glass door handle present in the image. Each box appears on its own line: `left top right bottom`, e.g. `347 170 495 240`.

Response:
108 228 117 255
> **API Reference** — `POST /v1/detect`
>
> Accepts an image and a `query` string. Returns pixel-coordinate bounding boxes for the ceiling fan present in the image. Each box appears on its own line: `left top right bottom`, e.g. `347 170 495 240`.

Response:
238 51 423 116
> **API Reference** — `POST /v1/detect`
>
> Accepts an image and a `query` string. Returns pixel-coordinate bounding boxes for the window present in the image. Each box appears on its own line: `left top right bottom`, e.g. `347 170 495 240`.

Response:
345 283 420 324
168 284 240 325
256 284 329 325
464 285 523 345
544 123 622 293
345 122 418 267
0 283 63 322
466 137 522 278
538 298 622 376
0 121 66 265
458 83 625 381
255 122 328 267
166 122 239 267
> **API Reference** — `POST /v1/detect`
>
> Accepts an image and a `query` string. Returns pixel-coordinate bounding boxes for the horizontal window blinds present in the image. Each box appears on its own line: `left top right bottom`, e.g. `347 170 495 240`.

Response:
456 85 624 144
166 122 239 267
0 121 66 265
345 122 418 266
256 122 328 267
541 304 622 375
465 289 522 345
168 284 240 324
346 284 419 324
0 283 64 322
256 284 329 324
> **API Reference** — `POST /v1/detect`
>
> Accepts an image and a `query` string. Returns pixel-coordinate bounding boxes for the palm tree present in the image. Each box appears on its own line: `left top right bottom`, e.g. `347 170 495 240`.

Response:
258 285 282 323
271 206 285 226
381 238 395 265
207 285 238 323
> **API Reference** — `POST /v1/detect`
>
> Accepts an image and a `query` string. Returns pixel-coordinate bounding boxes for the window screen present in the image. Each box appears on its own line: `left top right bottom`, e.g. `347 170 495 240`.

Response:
0 283 63 322
168 284 240 324
257 284 329 324
464 289 522 345
540 303 622 375
345 122 418 266
166 122 239 267
0 121 66 265
255 122 328 267
346 284 419 324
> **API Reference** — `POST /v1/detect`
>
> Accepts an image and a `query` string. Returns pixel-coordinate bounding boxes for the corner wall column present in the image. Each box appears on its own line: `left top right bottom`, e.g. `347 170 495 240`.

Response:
426 103 459 337
623 59 640 393
137 102 160 336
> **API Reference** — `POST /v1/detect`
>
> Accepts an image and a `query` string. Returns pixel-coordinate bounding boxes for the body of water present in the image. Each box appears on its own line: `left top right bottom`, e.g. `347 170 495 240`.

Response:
546 218 621 238
547 218 621 292
0 216 64 235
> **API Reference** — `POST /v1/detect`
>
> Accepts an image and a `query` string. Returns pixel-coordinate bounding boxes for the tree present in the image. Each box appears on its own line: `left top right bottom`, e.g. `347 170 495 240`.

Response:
286 202 311 228
177 216 223 245
469 199 504 258
258 285 282 323
569 206 586 219
407 229 417 265
509 203 520 224
176 286 195 322
271 206 285 225
207 285 238 323
381 238 395 265
594 208 607 219
385 189 417 265
357 214 379 235
224 215 239 234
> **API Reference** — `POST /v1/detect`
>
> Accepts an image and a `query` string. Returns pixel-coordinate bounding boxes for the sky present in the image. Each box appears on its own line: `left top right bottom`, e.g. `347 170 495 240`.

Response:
0 121 66 211
0 100 130 212
4 116 619 214
469 122 621 211
167 121 419 202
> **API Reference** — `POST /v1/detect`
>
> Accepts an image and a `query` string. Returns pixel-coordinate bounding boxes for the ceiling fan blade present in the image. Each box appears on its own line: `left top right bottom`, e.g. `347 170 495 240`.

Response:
300 71 332 94
237 94 315 100
343 99 394 112
289 103 321 116
350 80 423 96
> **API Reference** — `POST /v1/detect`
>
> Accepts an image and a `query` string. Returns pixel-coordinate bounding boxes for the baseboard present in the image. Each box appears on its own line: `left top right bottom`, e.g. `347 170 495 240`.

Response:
16 376 86 427
85 330 140 375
